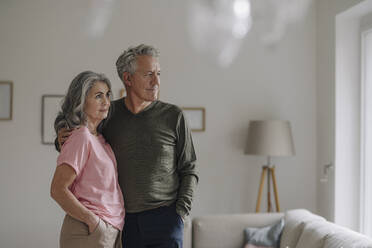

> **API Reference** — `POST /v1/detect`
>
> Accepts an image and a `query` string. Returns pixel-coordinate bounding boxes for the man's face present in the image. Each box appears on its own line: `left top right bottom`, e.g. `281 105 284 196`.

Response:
129 55 160 102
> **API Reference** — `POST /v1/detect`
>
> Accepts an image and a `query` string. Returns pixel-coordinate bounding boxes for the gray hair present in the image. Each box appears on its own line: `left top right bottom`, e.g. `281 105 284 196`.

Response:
54 71 112 134
116 44 159 82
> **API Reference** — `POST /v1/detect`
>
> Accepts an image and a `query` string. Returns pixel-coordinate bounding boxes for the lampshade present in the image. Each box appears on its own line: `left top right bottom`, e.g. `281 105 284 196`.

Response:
245 120 295 156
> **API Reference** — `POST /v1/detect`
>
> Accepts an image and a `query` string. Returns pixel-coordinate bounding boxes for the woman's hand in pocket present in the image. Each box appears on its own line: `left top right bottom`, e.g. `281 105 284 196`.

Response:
87 215 100 234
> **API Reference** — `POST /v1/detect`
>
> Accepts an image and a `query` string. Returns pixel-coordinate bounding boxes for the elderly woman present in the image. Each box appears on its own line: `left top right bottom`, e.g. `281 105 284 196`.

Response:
50 71 124 248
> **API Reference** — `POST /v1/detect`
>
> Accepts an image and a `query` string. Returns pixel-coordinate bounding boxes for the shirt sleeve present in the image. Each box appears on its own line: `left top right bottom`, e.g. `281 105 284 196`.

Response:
56 129 90 176
175 110 199 218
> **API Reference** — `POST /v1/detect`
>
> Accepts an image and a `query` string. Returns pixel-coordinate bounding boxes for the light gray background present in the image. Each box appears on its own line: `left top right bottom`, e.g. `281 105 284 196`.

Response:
0 83 11 119
0 0 364 247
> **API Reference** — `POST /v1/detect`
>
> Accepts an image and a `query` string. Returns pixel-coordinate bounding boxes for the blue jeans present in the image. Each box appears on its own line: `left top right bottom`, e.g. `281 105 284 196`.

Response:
122 203 184 248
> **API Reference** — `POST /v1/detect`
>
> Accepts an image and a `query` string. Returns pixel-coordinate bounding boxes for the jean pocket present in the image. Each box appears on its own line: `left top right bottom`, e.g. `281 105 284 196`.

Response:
174 210 185 226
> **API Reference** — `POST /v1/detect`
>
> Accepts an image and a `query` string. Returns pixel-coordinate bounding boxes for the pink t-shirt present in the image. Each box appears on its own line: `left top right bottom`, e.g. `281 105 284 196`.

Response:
57 126 125 230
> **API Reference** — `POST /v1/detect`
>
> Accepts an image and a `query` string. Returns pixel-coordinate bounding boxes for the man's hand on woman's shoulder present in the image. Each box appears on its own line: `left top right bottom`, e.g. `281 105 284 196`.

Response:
55 127 75 151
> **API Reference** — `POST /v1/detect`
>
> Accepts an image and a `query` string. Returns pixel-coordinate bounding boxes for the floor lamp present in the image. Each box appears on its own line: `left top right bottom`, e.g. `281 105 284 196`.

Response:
245 120 295 213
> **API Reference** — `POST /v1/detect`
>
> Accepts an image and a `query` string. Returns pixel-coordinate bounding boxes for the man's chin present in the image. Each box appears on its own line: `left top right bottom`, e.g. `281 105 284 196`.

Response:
148 93 158 101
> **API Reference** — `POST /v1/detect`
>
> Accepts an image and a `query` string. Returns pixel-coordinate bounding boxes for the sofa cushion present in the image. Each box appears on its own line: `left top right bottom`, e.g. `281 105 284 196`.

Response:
295 220 335 248
192 213 283 248
243 218 284 248
323 224 372 248
280 209 325 248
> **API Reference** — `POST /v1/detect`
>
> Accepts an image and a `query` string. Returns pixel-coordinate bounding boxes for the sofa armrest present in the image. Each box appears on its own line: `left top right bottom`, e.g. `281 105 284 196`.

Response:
192 213 283 248
183 216 192 248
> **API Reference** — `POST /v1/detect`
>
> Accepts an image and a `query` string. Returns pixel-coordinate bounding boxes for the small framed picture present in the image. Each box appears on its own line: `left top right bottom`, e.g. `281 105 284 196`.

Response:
182 107 206 132
41 95 64 145
0 81 13 120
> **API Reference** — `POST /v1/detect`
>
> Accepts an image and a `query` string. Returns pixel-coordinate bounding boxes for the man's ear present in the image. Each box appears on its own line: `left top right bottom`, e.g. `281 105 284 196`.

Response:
123 72 132 87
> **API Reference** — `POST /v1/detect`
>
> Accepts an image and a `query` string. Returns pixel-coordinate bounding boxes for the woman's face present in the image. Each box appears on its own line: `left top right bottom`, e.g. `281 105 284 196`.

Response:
84 81 111 124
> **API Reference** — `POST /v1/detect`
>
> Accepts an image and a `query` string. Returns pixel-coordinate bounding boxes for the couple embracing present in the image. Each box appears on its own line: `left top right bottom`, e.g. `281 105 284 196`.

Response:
50 44 198 248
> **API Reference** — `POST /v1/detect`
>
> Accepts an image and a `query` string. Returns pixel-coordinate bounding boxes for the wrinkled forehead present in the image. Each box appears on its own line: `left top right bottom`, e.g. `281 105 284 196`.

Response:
135 55 160 71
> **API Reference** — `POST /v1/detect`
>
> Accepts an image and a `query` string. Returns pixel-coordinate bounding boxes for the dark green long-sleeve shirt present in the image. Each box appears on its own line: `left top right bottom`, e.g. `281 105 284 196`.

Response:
102 99 198 218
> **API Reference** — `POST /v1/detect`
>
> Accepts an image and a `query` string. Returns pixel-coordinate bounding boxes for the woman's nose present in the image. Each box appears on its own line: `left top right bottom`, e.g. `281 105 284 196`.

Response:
103 96 110 105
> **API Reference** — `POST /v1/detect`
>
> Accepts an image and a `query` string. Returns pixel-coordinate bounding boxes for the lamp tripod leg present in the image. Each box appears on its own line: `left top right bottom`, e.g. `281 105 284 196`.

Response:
267 166 272 212
270 167 280 212
256 166 267 212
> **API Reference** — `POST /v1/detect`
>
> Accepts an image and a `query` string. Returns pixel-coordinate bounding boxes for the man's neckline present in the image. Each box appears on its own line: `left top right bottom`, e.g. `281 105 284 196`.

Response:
121 97 158 115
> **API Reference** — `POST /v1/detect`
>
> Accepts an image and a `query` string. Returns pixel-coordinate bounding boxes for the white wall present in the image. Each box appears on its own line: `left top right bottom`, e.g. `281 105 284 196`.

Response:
335 0 372 232
0 0 317 247
316 0 363 223
335 11 361 231
360 21 372 236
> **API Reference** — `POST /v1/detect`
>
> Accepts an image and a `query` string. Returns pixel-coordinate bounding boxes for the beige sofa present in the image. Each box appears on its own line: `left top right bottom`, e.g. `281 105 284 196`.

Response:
183 209 372 248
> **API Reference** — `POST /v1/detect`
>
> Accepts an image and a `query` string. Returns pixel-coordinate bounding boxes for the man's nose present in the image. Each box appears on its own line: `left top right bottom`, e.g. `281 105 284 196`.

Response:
152 74 160 85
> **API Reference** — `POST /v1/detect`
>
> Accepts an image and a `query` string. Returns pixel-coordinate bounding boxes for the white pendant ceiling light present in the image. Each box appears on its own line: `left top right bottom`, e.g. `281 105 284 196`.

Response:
84 0 117 38
187 0 312 67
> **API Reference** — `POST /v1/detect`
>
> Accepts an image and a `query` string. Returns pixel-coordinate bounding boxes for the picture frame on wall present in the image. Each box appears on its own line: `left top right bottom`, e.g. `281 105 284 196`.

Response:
182 107 206 132
0 81 13 120
41 95 64 145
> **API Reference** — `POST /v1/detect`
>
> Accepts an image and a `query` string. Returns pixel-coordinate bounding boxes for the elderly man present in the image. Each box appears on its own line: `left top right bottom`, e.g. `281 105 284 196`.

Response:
57 44 198 247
